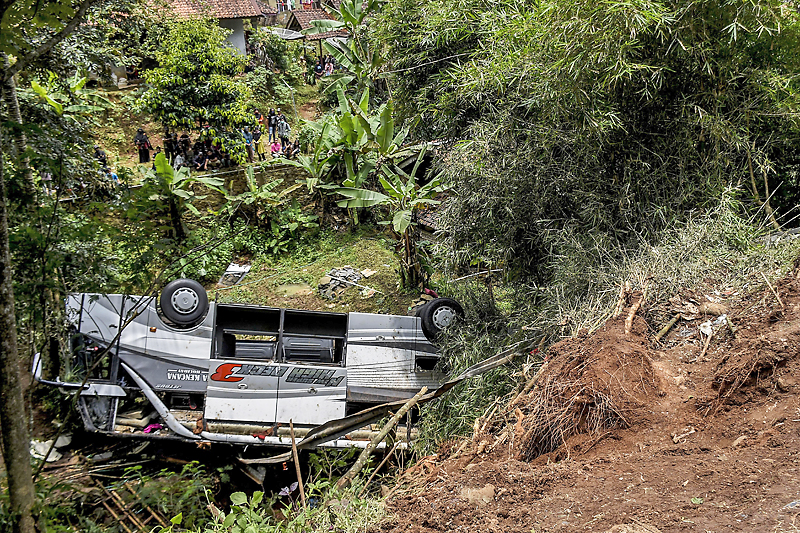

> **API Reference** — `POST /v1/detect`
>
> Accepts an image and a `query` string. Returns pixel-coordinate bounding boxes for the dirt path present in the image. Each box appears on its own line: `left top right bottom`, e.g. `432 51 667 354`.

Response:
383 270 800 532
298 99 319 121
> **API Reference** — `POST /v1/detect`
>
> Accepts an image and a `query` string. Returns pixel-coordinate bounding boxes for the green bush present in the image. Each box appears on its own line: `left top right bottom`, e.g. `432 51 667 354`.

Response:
171 225 235 284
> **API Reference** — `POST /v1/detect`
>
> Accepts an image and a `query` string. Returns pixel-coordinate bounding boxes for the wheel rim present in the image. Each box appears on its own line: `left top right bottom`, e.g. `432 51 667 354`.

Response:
431 305 456 330
171 287 199 315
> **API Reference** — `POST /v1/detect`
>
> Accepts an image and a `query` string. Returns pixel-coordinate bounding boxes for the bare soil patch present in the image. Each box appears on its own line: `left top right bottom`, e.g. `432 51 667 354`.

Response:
298 99 319 121
383 267 800 532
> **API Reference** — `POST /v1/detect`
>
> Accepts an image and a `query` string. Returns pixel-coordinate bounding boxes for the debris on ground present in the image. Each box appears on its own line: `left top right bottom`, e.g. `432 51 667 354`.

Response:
407 293 435 316
318 266 364 299
218 262 251 287
30 433 72 462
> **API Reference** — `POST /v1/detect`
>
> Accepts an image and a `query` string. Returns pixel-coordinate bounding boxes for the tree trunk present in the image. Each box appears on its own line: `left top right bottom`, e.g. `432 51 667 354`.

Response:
400 230 420 290
0 103 37 533
1 53 35 199
168 197 185 242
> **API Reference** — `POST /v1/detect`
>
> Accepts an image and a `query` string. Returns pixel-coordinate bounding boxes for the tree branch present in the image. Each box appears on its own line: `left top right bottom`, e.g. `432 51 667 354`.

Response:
0 0 18 27
3 0 97 82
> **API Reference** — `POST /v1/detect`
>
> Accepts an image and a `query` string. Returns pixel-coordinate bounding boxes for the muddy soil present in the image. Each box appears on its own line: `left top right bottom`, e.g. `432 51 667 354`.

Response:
383 269 800 532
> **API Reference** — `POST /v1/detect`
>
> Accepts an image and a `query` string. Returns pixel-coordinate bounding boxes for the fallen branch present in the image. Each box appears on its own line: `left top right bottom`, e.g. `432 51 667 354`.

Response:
508 360 550 409
697 330 713 361
472 399 501 441
671 426 696 444
654 313 681 343
761 271 785 308
328 275 385 295
289 420 306 510
357 442 399 498
625 285 648 335
123 482 169 528
450 269 503 283
726 317 738 339
337 387 427 490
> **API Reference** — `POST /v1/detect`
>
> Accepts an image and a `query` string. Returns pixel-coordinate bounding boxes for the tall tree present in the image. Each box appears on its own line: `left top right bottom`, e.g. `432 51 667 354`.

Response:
135 16 254 162
0 1 106 531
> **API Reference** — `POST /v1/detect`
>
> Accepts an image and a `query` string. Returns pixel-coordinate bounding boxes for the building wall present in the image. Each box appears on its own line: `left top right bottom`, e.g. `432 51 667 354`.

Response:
220 18 247 55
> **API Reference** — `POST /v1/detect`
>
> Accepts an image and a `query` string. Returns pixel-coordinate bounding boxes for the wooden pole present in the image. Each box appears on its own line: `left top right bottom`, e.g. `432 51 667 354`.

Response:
289 420 307 510
337 387 428 490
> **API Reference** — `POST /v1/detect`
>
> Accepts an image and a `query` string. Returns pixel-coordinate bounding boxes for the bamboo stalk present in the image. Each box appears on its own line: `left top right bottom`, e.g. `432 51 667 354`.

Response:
761 271 785 308
289 420 306 510
654 313 681 342
357 442 399 498
698 330 713 360
337 387 427 490
508 360 549 409
123 482 169 528
97 482 147 531
625 285 648 335
614 282 627 318
99 500 134 533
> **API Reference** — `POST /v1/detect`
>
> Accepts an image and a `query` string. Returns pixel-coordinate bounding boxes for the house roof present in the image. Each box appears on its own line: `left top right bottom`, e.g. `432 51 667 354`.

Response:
167 0 263 19
415 193 448 232
255 0 277 15
287 8 333 30
285 8 347 40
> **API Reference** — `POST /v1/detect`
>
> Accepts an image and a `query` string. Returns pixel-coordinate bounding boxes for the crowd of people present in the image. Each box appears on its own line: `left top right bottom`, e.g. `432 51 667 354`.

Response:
308 54 336 84
127 107 302 177
161 127 236 172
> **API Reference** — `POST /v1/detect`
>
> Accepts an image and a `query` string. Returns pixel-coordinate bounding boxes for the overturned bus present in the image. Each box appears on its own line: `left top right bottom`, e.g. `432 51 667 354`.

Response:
34 279 470 450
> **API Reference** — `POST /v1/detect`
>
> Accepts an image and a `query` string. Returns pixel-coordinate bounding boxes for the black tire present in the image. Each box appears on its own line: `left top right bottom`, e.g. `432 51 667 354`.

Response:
420 298 464 339
160 278 208 326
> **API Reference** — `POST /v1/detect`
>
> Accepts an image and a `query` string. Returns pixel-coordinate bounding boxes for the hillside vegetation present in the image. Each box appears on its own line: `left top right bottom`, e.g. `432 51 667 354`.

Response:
2 0 800 532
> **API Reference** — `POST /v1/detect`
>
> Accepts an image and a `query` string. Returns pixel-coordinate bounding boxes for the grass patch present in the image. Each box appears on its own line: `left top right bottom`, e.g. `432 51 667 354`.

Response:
216 226 418 316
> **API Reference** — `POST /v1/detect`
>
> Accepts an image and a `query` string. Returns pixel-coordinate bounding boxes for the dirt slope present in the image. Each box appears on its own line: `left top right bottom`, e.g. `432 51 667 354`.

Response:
383 268 800 532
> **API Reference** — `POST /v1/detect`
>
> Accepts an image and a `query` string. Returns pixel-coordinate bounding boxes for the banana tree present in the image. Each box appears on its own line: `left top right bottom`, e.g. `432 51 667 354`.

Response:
224 165 302 226
335 145 446 288
303 0 384 93
146 152 225 242
280 86 411 222
278 120 337 213
28 70 113 122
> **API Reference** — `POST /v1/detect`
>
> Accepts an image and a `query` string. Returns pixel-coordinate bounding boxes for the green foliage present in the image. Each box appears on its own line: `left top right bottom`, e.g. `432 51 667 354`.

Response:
245 66 292 107
247 32 305 102
173 225 234 283
143 152 226 241
123 462 214 530
416 284 521 452
0 1 84 56
305 0 385 93
419 193 800 449
335 145 444 287
373 0 800 280
224 166 302 225
338 146 444 232
157 484 384 533
307 448 360 485
0 473 135 532
134 17 253 160
26 71 114 124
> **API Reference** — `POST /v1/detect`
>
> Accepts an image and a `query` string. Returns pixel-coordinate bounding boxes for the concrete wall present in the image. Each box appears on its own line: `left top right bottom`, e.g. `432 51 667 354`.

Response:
219 18 247 55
